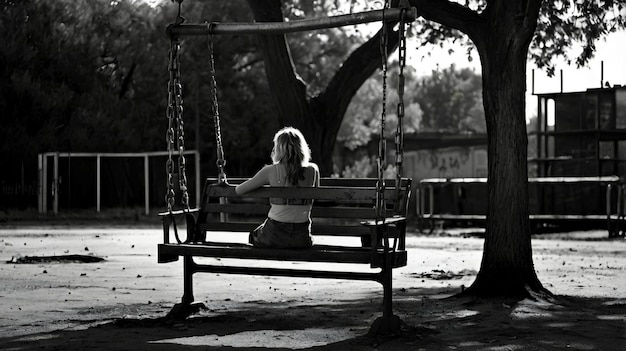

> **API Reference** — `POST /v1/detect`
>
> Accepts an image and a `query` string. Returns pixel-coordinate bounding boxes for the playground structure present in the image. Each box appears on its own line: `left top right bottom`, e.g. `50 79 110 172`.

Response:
417 176 624 236
417 86 626 236
37 151 200 215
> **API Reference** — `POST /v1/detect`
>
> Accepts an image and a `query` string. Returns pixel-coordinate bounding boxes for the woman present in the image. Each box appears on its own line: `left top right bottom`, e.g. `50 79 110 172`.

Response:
235 127 319 248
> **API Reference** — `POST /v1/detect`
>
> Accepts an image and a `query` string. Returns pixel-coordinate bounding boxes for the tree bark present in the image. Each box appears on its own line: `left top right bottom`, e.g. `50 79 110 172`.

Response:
470 1 550 298
469 30 546 297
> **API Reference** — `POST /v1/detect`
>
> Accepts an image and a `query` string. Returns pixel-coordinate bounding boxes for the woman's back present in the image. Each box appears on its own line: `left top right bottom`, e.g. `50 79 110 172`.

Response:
268 163 319 223
270 163 317 187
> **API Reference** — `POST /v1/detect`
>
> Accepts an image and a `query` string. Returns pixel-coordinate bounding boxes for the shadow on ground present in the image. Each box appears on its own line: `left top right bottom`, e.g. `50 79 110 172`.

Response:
1 285 624 351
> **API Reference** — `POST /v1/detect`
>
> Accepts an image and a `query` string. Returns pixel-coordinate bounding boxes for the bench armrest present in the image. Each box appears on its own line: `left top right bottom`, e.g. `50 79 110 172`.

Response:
360 216 407 227
361 216 407 267
158 208 200 217
160 208 200 244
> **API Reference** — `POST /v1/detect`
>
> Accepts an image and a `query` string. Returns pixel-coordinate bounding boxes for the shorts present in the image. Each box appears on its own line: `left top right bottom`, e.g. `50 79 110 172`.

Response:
249 218 313 248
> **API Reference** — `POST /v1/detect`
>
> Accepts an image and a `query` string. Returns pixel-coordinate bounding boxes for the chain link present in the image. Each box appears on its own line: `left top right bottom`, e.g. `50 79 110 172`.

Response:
394 6 408 212
208 26 228 184
166 36 191 210
165 39 178 212
376 0 391 221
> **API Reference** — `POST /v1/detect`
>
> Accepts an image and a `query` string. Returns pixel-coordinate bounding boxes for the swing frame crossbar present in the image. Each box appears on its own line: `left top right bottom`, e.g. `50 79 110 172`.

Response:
167 7 417 37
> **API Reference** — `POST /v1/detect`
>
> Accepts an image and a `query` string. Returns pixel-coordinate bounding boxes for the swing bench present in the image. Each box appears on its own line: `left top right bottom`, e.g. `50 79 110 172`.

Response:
158 177 412 326
159 0 416 334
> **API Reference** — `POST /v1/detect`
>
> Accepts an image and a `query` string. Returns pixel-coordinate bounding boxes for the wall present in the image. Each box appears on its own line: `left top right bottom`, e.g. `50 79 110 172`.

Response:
404 146 488 182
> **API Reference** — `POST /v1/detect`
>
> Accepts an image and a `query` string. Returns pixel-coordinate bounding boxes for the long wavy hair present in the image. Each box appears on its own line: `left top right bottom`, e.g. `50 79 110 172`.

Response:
271 127 312 185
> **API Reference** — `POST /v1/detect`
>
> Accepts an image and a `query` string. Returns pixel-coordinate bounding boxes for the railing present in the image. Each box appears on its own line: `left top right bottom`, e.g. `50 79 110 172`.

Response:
417 176 625 237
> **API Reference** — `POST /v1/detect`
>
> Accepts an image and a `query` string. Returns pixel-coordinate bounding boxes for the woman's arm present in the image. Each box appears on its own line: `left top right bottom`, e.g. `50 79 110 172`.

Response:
235 165 273 194
313 165 320 187
313 164 320 187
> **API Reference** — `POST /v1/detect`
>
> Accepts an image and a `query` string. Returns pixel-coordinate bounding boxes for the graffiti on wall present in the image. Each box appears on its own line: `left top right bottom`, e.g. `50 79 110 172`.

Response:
405 146 487 181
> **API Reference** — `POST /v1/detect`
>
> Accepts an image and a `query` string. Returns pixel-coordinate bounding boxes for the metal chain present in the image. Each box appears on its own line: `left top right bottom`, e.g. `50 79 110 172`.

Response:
394 5 408 212
165 0 188 245
165 38 179 212
175 58 190 210
207 26 228 184
376 0 390 221
166 35 191 210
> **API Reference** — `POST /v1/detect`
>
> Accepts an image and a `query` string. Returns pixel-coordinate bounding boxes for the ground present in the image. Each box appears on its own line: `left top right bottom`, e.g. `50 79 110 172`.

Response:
0 222 624 350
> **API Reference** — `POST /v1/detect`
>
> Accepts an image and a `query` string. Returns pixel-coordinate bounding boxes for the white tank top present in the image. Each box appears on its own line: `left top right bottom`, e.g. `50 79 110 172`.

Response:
267 164 315 223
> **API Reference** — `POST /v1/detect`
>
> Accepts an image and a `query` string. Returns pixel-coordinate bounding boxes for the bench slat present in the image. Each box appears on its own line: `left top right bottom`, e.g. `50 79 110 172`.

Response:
199 222 405 237
206 178 411 188
204 185 408 202
199 223 377 236
158 243 407 267
202 204 398 219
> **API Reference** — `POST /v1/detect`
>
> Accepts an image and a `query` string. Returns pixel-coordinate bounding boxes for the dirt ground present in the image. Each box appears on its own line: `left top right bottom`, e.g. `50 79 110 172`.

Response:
0 224 624 350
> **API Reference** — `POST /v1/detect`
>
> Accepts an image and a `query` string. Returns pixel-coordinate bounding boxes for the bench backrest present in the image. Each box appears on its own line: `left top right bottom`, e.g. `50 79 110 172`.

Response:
196 178 412 245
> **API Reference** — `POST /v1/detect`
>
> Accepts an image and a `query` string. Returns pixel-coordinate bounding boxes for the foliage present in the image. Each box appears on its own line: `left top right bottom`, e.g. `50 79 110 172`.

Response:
532 1 626 76
0 0 285 184
337 63 483 151
282 1 364 96
0 0 165 159
416 64 485 132
338 155 374 178
411 0 625 77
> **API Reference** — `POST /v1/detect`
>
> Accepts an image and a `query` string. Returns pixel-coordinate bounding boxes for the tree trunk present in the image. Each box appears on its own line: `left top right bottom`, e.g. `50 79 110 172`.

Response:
466 50 546 297
461 1 550 298
412 0 550 298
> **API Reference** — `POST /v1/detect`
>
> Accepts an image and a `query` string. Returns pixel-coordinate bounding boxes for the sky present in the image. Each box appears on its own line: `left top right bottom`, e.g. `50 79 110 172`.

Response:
408 30 626 120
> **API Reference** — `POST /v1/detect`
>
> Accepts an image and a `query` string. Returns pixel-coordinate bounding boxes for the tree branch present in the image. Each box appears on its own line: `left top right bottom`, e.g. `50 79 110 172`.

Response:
245 0 309 125
412 0 485 42
521 0 542 44
317 27 399 129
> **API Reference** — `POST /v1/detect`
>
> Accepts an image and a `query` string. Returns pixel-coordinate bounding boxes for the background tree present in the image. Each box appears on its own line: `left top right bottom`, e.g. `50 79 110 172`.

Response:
337 64 485 147
0 0 166 207
336 63 484 177
337 63 424 152
417 64 485 132
0 0 285 202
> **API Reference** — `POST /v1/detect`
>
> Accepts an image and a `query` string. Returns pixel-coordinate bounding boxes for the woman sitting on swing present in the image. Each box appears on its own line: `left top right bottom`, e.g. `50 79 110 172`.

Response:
235 127 320 248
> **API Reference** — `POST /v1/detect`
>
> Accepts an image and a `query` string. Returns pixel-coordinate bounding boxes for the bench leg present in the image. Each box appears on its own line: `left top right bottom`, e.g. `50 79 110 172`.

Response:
166 256 207 319
368 256 402 336
182 256 195 304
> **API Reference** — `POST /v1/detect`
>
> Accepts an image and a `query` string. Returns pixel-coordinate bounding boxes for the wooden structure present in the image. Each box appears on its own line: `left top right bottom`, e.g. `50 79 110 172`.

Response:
530 86 626 178
158 177 411 334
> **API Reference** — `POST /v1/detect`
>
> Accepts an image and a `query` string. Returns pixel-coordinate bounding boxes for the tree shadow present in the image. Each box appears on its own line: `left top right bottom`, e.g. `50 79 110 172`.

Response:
0 287 624 350
391 289 626 350
0 297 388 351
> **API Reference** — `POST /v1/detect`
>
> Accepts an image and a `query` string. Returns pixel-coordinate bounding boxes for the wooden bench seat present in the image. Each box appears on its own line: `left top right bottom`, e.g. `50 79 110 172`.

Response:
160 241 408 267
158 177 412 334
